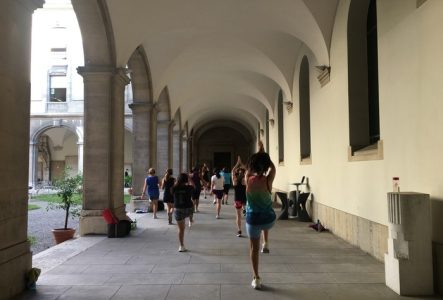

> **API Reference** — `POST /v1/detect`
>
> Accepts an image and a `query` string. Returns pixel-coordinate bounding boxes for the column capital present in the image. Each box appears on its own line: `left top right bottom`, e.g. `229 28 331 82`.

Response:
129 101 154 112
113 68 131 86
16 0 45 13
77 65 114 77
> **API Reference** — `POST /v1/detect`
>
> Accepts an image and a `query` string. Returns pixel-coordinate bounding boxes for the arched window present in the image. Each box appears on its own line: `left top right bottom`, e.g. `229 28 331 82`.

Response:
277 90 284 163
265 110 270 152
347 0 380 153
299 56 311 160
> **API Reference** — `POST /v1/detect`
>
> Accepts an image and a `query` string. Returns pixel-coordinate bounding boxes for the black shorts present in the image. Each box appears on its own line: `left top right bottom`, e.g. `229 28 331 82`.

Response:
192 187 202 199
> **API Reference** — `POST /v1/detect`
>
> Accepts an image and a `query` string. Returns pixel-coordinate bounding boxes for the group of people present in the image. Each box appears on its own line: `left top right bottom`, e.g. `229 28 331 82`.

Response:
140 141 276 289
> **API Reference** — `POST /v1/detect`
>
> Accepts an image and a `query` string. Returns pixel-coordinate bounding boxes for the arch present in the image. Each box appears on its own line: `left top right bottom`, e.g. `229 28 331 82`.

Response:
30 120 82 144
127 45 153 103
157 86 171 121
72 0 115 66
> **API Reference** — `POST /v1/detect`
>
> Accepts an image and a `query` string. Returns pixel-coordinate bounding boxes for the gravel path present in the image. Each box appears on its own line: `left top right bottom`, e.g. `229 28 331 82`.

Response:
28 199 79 255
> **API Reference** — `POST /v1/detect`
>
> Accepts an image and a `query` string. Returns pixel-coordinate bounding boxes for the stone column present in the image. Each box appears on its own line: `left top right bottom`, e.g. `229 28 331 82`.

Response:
150 105 158 173
172 126 181 175
129 101 153 196
0 1 44 298
77 67 130 234
77 142 83 174
28 142 38 187
157 120 170 175
182 134 188 172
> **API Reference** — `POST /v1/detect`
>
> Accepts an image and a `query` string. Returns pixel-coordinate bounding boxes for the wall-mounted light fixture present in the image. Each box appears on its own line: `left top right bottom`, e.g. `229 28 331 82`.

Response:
283 101 293 112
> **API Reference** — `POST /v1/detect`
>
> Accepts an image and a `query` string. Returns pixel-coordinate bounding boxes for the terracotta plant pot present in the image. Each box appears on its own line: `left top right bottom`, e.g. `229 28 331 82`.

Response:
52 228 76 244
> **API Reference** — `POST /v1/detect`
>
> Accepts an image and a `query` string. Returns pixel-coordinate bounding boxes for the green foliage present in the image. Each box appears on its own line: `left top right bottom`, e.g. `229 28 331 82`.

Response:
27 235 37 246
46 167 83 230
124 194 131 204
34 193 82 204
124 175 132 187
28 204 40 210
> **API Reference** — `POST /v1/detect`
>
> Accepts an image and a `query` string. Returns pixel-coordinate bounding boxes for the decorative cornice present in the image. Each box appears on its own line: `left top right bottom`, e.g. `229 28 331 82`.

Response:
128 101 154 112
16 0 45 13
315 65 331 87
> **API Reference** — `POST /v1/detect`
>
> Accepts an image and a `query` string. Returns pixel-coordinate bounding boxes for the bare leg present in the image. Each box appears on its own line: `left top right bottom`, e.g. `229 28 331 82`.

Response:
167 203 174 224
236 208 242 231
177 220 185 247
152 200 158 218
216 198 221 217
262 230 269 245
249 238 260 278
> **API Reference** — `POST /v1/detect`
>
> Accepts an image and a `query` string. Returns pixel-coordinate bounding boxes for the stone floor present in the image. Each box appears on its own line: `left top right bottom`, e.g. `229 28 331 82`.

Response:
16 195 440 300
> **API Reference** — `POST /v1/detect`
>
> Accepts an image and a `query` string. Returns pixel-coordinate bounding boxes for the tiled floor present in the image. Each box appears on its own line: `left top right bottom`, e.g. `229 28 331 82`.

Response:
16 195 440 299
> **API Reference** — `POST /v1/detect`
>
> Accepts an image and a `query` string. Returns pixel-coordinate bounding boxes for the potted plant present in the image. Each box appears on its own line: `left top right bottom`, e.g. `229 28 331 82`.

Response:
47 167 82 244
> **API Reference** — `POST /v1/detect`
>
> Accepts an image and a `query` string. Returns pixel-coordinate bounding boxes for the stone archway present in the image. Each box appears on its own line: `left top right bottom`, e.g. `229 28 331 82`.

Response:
29 122 82 189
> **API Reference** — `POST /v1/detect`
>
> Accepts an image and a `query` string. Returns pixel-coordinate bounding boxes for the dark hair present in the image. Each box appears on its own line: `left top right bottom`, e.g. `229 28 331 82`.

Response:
164 168 173 180
175 173 188 186
247 152 271 175
213 168 221 178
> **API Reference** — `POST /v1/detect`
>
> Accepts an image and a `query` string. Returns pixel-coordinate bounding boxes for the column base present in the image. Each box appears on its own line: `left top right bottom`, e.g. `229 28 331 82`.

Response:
79 210 107 235
0 242 32 300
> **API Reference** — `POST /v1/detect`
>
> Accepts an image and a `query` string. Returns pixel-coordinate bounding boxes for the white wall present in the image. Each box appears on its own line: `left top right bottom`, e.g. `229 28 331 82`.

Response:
270 0 443 243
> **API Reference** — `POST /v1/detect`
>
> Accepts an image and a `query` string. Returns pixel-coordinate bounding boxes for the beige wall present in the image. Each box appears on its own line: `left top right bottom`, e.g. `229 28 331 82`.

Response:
269 1 443 286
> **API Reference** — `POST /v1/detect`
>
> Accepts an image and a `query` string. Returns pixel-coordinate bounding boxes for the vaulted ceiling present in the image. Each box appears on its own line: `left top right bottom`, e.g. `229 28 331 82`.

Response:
105 0 339 132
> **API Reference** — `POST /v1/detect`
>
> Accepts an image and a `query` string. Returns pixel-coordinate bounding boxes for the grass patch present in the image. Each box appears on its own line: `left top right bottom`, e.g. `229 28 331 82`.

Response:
33 193 82 205
28 204 40 210
33 193 131 204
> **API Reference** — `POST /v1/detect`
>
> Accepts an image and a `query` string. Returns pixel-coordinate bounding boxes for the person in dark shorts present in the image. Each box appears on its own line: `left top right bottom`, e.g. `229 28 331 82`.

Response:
172 173 195 252
200 163 210 199
221 167 232 205
161 169 175 225
211 168 224 219
232 156 247 237
142 168 160 219
190 167 202 212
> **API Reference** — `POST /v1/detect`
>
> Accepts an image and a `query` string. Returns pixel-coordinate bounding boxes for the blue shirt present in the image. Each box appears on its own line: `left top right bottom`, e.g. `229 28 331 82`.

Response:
221 172 231 185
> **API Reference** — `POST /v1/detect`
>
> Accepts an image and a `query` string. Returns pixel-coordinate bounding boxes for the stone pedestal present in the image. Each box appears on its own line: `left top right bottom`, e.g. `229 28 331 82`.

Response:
129 199 150 212
385 192 433 295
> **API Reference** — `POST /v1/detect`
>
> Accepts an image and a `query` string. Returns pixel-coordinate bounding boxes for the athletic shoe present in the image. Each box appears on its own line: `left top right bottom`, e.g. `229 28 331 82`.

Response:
213 200 216 205
242 209 246 216
178 246 187 252
216 215 220 219
251 277 261 289
261 246 270 253
225 201 228 205
189 220 193 227
153 215 158 219
236 230 242 237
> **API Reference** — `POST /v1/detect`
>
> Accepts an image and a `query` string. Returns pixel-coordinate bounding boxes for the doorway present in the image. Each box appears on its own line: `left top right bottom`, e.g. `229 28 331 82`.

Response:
213 152 231 170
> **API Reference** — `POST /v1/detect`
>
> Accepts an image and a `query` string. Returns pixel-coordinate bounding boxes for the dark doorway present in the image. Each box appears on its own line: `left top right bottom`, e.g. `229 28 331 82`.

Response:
213 152 231 170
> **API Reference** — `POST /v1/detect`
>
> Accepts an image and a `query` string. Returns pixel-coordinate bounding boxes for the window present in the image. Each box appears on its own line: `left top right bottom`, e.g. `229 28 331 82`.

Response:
49 75 67 102
347 0 380 153
299 56 311 161
265 110 270 153
277 90 284 163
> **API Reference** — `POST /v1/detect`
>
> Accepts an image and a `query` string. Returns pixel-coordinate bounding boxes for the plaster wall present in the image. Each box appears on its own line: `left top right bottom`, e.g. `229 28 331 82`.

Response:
269 0 443 288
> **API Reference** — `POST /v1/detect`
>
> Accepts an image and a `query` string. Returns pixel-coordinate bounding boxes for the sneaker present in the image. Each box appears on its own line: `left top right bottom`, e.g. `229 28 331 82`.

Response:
178 246 187 252
188 220 193 227
225 201 228 205
222 201 225 205
261 245 270 253
242 209 246 216
216 215 220 219
213 200 216 205
251 277 261 289
153 215 158 219
236 230 242 237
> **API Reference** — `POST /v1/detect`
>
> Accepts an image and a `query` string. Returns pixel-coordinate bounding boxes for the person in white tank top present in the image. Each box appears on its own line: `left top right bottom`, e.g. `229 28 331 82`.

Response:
211 168 224 219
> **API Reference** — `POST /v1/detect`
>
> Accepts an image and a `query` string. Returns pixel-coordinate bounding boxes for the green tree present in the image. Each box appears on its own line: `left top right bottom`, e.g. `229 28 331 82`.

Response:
47 167 83 229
